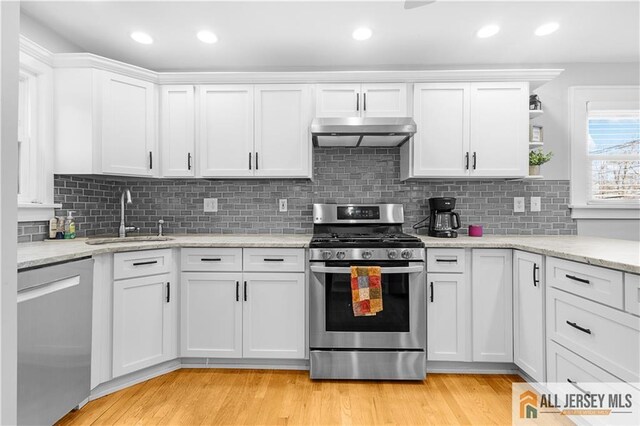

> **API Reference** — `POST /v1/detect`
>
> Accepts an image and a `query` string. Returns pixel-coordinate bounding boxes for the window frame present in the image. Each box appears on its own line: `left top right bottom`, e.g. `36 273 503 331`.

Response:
569 86 640 220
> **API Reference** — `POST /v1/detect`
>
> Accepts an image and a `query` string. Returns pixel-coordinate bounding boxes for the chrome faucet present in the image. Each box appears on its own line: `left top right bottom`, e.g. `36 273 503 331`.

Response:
119 188 139 238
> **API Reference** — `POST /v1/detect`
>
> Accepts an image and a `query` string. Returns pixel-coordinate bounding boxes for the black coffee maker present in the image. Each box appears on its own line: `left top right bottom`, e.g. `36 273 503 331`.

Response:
428 197 461 238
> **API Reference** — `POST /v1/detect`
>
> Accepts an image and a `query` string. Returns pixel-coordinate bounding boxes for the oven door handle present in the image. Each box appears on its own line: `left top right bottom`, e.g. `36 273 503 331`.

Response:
310 265 424 274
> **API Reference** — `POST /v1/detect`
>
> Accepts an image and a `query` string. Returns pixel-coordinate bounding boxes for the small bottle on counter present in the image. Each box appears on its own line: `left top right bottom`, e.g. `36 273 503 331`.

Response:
64 211 76 239
48 217 58 239
56 217 65 239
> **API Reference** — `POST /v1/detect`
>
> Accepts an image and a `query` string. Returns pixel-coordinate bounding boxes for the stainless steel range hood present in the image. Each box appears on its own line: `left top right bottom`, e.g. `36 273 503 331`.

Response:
310 117 417 148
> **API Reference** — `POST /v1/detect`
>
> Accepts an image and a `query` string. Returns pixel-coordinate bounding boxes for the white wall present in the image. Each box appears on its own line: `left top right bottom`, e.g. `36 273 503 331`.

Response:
0 2 19 423
20 11 81 53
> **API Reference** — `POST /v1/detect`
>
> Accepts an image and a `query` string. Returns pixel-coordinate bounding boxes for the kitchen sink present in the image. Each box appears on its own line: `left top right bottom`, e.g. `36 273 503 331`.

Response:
85 236 174 245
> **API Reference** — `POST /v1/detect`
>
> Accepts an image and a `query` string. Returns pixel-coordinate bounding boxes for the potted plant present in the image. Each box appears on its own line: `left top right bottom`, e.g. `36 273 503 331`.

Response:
529 149 553 176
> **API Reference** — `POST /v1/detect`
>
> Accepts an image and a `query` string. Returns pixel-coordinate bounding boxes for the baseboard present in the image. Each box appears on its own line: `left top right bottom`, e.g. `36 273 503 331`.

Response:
426 361 519 375
90 359 181 400
181 357 310 370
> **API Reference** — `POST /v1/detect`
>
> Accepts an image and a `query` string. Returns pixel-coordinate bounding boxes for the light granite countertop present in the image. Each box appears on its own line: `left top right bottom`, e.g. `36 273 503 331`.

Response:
17 234 640 274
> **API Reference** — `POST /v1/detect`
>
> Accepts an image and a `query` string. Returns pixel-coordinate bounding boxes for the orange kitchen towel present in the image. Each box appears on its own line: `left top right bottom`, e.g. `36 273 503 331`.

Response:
351 266 383 316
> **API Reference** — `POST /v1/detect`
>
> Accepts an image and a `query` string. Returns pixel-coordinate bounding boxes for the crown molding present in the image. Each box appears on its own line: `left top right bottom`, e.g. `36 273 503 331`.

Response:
52 53 159 83
19 35 54 66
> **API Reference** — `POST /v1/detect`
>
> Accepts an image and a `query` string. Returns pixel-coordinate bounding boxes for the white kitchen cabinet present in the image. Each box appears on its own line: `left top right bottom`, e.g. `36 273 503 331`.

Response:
180 272 243 358
54 68 157 177
198 85 254 177
254 85 311 177
427 273 470 361
315 83 407 118
513 250 545 382
112 273 175 377
471 249 513 362
161 85 195 177
625 273 640 316
243 273 305 359
401 82 528 180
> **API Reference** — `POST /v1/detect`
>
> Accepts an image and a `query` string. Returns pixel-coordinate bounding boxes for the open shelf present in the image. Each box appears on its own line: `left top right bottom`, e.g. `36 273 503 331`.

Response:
529 142 544 148
529 109 544 118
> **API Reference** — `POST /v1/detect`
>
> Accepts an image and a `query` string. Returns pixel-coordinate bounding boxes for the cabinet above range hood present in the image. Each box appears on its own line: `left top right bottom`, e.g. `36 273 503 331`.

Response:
311 117 417 147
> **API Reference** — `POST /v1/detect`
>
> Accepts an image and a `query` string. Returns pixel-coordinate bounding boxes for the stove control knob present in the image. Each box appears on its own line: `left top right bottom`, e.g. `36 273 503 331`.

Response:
321 250 333 260
387 249 399 260
362 250 373 260
401 249 413 259
336 251 346 260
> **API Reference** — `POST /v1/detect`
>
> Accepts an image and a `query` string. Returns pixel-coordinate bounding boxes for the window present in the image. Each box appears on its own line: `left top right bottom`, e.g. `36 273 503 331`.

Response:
569 86 640 219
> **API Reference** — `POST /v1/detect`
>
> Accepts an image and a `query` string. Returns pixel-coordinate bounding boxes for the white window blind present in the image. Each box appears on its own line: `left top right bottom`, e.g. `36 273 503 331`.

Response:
587 104 640 201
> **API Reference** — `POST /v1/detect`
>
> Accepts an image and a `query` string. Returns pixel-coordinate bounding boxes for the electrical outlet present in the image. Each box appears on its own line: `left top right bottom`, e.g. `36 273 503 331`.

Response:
530 197 541 212
203 198 218 212
514 197 525 213
279 199 287 212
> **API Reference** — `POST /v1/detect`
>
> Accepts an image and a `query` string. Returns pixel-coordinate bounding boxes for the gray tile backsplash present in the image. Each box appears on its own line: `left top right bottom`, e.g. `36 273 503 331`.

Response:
19 147 576 241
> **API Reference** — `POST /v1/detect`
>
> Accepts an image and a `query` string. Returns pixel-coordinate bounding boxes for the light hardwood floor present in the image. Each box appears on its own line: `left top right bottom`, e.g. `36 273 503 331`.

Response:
57 369 534 425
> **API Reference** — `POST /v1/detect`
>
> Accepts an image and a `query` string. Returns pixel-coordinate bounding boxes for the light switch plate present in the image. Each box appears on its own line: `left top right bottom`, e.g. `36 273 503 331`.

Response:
279 199 288 212
530 197 541 212
204 198 218 212
514 197 525 213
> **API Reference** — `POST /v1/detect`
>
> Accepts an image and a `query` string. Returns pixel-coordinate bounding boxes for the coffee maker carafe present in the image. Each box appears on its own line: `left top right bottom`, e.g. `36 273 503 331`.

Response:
428 197 461 238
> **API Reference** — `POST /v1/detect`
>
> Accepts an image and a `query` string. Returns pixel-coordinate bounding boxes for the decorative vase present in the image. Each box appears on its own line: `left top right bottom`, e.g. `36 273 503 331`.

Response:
529 165 540 176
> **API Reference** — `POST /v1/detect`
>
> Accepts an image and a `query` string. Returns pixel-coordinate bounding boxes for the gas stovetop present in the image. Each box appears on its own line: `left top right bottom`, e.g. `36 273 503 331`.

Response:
310 232 424 248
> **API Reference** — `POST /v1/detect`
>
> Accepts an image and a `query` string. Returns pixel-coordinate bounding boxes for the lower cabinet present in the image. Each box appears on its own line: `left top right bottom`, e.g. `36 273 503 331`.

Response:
112 272 175 377
513 251 545 382
471 249 513 362
427 272 470 361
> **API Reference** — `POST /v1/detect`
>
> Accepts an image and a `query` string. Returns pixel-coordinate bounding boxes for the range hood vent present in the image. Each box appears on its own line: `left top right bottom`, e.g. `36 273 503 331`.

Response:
311 117 417 148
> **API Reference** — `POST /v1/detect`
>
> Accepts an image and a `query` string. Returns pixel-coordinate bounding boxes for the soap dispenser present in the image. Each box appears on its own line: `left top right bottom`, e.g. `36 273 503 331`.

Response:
64 211 76 239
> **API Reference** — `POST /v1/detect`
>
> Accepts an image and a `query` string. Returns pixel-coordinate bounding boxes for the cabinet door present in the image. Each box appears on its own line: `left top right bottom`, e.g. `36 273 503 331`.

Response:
101 71 156 176
198 85 254 177
242 273 305 359
161 85 195 177
361 83 407 117
113 273 174 377
412 83 470 177
180 272 243 358
469 82 528 177
471 249 513 362
254 85 312 177
427 273 470 361
315 84 361 118
513 251 545 381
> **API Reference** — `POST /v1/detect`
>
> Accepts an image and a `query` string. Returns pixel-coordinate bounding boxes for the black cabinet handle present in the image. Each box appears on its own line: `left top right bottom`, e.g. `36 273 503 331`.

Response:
236 281 239 302
566 274 590 285
255 152 259 170
465 152 469 170
363 93 367 111
356 93 360 111
166 282 170 303
566 320 591 335
187 153 192 170
567 378 590 395
132 260 158 266
435 259 457 263
249 152 252 170
430 282 434 302
244 281 247 301
472 152 477 170
533 263 540 287
201 258 222 262
263 258 285 262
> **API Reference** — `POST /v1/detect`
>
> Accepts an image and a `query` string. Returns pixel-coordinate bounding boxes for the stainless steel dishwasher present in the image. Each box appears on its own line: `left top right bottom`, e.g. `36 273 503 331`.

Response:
18 258 93 426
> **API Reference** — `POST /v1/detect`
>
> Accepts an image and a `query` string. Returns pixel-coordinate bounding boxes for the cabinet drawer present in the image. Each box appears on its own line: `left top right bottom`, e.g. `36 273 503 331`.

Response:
625 273 640 316
181 248 242 272
114 249 172 280
242 249 305 272
427 249 465 273
547 287 640 382
546 257 623 309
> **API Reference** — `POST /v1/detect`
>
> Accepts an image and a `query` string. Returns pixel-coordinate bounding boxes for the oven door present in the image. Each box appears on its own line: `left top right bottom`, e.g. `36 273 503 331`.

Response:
309 261 426 350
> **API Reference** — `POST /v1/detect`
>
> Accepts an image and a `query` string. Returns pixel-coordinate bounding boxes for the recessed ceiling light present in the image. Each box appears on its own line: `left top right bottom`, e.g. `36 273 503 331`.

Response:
535 22 559 36
130 31 153 45
352 27 373 41
476 25 500 39
197 30 218 44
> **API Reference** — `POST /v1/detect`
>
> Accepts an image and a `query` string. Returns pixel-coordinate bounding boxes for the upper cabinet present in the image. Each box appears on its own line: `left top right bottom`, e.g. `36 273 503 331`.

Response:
54 69 157 177
315 83 408 118
198 84 312 179
401 82 528 180
161 85 195 177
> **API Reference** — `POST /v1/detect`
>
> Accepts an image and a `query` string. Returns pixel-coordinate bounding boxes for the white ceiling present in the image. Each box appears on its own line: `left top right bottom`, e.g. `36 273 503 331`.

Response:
21 0 640 72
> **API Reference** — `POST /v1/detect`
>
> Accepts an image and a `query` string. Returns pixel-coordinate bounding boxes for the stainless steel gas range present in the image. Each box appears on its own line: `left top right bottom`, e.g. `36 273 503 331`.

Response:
309 204 426 380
